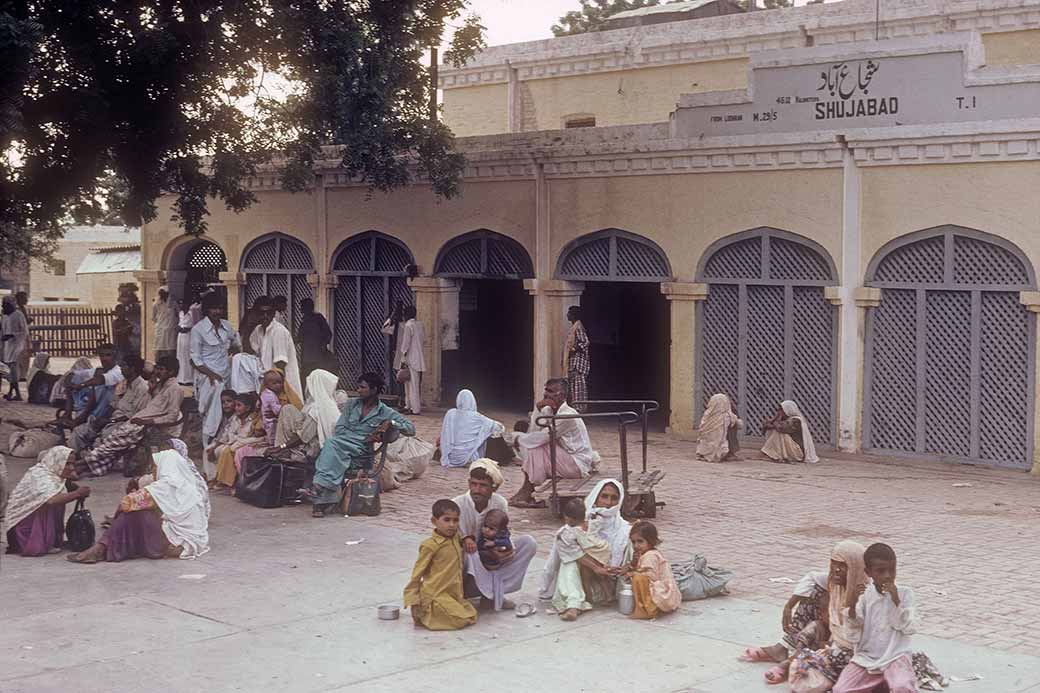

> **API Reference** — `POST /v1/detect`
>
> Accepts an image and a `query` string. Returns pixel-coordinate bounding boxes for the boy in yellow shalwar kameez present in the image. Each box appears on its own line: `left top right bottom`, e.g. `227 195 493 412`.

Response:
403 499 478 631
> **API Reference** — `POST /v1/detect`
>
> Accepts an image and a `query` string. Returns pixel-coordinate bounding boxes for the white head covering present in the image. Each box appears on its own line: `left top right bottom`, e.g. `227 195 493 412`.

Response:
468 458 504 490
147 445 210 559
303 369 340 445
583 478 631 567
696 393 740 463
439 389 500 468
780 400 819 464
3 446 73 535
27 352 51 384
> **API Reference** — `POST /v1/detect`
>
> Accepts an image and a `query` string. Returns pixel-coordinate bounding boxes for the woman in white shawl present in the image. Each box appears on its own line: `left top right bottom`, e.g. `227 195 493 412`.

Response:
270 368 340 462
4 446 91 556
68 440 210 563
696 393 743 463
439 389 504 468
761 400 819 464
539 478 633 604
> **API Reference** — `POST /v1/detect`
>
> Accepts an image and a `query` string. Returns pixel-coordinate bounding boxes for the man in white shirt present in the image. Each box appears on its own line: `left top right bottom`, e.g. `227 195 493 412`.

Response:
249 295 302 399
398 305 425 414
509 378 601 508
151 286 179 360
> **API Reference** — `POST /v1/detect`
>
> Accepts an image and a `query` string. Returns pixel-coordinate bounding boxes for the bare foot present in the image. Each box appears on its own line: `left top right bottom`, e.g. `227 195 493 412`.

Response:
560 608 579 622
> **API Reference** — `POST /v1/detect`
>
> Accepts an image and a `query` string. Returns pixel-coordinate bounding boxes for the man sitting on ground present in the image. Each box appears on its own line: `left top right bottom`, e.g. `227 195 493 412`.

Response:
70 355 149 452
75 356 184 477
510 378 600 508
55 344 125 440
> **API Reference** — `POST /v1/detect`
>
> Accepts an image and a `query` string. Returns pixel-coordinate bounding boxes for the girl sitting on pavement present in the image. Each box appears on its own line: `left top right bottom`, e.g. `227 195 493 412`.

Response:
621 521 681 619
550 497 613 622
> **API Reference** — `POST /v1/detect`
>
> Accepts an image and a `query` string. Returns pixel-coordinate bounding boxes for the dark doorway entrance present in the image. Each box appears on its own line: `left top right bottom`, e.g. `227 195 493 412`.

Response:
580 282 670 429
445 279 533 411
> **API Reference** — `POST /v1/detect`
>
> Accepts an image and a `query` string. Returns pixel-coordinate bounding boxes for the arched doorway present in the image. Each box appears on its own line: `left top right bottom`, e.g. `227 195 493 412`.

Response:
163 238 228 305
556 229 672 426
863 226 1036 468
435 229 534 409
696 228 837 444
331 232 414 385
240 233 314 331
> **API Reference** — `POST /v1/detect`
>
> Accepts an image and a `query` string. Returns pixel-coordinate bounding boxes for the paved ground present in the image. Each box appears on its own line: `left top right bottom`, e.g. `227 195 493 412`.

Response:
2 396 1040 691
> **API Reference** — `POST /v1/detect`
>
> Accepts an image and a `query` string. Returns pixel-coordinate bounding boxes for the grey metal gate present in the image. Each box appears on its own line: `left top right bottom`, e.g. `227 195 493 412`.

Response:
241 233 314 333
332 232 414 383
435 229 534 279
863 226 1036 468
556 228 672 282
696 228 837 443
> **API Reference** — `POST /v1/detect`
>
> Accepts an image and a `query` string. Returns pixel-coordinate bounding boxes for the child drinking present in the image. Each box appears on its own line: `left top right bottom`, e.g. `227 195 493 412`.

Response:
833 543 928 693
623 521 681 619
476 508 513 569
403 499 478 631
550 497 612 622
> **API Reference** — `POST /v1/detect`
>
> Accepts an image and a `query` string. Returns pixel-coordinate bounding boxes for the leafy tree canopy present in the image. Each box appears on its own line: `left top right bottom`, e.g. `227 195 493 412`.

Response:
0 0 484 264
552 0 794 37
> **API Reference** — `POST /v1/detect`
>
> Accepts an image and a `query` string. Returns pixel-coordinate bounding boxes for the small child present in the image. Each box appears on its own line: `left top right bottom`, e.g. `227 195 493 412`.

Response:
402 499 478 631
550 497 612 622
476 508 513 568
833 543 921 693
622 521 681 619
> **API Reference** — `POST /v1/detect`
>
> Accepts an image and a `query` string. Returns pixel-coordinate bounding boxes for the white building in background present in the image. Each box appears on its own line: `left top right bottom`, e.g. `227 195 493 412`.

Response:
29 225 140 308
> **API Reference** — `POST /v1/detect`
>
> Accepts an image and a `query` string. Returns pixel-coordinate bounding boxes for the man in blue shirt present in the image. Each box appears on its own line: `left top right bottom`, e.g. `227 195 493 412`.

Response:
300 372 415 517
189 293 241 448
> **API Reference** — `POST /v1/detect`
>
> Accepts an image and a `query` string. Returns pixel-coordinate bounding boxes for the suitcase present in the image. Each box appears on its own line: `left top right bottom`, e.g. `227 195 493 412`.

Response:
237 457 313 508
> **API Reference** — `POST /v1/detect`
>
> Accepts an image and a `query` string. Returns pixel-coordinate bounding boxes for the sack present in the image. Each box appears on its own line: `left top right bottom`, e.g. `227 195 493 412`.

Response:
386 436 434 483
672 554 734 601
395 364 411 384
64 498 96 552
8 430 61 459
237 457 312 509
343 476 381 516
789 666 831 693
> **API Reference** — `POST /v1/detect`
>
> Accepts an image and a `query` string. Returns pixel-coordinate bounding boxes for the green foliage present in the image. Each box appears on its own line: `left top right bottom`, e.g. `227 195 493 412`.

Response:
0 0 485 256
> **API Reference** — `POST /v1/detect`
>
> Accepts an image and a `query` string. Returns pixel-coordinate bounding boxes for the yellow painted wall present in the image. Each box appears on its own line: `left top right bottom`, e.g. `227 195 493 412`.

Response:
860 161 1040 279
522 59 748 131
982 29 1040 67
442 83 510 137
547 168 843 281
324 180 536 273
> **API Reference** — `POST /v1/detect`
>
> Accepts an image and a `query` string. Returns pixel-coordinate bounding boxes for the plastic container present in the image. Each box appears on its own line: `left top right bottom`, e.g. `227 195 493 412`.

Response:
617 581 635 616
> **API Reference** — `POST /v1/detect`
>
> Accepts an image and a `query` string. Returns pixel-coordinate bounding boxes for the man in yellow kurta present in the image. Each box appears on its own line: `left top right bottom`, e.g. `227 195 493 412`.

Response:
403 499 478 631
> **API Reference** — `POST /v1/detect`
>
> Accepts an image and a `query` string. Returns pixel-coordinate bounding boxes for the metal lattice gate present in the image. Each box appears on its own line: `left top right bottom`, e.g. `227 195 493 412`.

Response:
697 229 837 444
186 242 228 301
557 228 672 282
241 234 314 333
332 232 414 384
864 227 1035 468
435 229 534 279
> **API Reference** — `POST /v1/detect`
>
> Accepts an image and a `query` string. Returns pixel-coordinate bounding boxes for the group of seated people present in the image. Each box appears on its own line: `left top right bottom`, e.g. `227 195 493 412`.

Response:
695 393 820 465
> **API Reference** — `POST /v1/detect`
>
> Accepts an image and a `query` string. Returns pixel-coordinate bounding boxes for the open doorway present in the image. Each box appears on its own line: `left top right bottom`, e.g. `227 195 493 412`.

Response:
444 279 533 411
580 282 670 429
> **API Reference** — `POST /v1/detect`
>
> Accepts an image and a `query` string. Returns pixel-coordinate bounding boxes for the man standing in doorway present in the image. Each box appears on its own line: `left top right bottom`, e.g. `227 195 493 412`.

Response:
298 298 332 381
151 286 179 361
250 295 303 400
564 305 590 413
399 304 425 415
272 295 289 328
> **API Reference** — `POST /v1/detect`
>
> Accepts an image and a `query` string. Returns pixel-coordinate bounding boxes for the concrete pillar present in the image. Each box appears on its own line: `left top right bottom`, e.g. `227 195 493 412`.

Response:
524 279 584 402
835 140 866 452
661 282 709 436
832 286 881 452
134 269 164 360
219 271 246 331
1019 290 1040 476
507 61 521 133
408 276 459 407
312 274 337 319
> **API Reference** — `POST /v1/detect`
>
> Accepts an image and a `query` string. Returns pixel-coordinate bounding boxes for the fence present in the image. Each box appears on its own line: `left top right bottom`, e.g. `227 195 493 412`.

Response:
28 306 114 357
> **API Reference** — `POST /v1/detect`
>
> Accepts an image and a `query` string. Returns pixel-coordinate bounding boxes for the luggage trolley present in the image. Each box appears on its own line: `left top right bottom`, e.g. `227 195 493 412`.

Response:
531 400 665 518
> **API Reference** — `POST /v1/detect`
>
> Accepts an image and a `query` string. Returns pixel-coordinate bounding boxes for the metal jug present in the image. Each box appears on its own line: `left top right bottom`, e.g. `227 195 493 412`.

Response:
618 580 635 616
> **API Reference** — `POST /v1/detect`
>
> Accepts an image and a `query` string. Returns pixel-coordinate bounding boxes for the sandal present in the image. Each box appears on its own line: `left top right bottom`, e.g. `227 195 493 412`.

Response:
66 552 99 565
739 647 775 663
510 498 546 509
764 665 787 685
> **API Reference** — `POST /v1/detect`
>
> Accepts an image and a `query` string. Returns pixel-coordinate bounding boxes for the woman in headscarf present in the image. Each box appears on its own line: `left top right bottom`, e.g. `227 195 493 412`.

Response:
539 478 632 605
761 400 819 464
268 368 340 463
4 447 91 556
439 389 505 468
67 439 209 563
696 393 743 463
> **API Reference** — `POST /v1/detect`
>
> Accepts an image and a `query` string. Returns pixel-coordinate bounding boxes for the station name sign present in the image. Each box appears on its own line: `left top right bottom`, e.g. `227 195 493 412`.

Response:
673 50 1040 137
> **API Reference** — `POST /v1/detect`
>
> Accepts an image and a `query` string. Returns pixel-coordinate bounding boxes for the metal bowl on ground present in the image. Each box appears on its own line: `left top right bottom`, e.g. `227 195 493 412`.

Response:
377 604 400 620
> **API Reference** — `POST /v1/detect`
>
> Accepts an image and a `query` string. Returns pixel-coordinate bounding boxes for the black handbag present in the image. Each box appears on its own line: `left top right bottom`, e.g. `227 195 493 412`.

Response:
237 457 313 509
64 499 96 552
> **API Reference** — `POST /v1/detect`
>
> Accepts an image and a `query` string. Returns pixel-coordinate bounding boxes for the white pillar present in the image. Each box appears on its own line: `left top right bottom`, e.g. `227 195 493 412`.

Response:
524 279 584 402
661 282 709 436
836 142 864 452
1020 290 1040 476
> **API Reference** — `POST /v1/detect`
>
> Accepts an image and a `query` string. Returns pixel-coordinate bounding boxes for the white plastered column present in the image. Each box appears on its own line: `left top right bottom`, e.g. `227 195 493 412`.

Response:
661 282 708 436
524 279 584 402
1019 290 1040 476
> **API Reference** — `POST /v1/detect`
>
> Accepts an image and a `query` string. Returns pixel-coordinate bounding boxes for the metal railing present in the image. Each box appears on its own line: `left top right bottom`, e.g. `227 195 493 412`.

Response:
535 410 640 515
572 399 659 473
